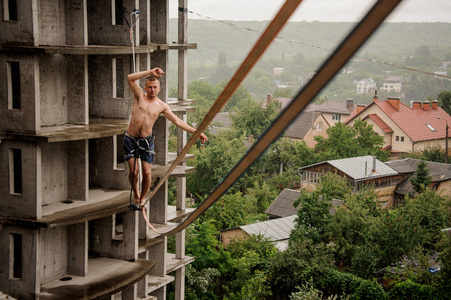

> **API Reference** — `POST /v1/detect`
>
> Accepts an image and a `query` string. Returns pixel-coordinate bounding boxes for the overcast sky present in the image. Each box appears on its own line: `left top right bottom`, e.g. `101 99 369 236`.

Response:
170 0 451 23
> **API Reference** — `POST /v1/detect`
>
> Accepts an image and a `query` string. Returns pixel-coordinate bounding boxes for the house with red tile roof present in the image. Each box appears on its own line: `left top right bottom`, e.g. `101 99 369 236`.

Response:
345 96 451 155
271 96 356 147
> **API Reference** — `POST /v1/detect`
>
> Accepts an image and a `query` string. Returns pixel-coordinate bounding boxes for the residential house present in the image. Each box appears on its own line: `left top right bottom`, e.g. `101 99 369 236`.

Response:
345 97 451 155
354 78 377 94
265 188 344 219
273 97 356 147
220 215 296 251
385 158 451 204
266 188 302 219
380 76 403 93
299 156 404 207
209 112 234 135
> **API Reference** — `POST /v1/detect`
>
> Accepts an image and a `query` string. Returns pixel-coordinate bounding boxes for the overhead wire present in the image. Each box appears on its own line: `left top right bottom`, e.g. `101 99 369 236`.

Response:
185 9 451 80
142 0 306 209
140 0 405 236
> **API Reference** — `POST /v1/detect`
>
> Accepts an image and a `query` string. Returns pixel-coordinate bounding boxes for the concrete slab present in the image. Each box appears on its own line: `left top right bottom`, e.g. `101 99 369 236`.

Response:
147 275 174 294
0 45 158 55
165 254 194 274
167 206 195 223
152 165 195 178
38 258 154 299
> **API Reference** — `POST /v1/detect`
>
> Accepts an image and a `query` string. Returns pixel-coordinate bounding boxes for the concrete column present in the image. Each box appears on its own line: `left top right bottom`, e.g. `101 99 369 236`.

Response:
123 209 139 261
67 56 88 125
68 140 88 201
67 221 88 276
122 283 137 299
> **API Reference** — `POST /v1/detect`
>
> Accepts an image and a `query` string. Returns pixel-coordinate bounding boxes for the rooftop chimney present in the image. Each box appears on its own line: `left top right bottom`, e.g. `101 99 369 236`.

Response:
423 100 430 111
372 156 377 173
432 100 438 110
373 90 378 102
412 100 421 110
266 93 272 104
387 97 400 111
346 98 354 107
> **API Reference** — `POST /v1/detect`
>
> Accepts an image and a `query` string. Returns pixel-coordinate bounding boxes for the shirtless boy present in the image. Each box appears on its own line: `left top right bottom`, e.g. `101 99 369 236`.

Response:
125 68 208 209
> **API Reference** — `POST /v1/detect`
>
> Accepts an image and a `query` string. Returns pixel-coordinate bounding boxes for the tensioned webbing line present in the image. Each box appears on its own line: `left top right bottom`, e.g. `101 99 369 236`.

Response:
141 0 304 205
146 0 404 236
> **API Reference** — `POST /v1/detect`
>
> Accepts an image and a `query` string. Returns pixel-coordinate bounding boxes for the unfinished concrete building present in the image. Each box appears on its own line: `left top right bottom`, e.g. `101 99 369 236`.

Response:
0 0 196 299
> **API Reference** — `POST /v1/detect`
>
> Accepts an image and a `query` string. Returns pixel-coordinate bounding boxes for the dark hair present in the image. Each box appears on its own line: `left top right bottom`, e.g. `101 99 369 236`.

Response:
145 75 159 82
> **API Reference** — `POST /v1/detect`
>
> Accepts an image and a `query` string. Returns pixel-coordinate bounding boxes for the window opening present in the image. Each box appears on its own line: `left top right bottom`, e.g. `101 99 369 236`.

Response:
113 213 124 240
4 0 18 21
7 61 21 109
112 58 124 98
112 0 123 25
10 233 22 279
10 148 22 194
113 135 125 170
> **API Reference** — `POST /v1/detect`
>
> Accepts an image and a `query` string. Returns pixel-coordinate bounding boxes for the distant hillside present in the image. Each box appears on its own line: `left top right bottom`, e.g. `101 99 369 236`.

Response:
169 20 451 67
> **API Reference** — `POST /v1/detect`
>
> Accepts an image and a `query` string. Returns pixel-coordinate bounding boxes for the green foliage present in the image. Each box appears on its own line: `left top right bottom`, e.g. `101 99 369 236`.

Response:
314 120 388 161
244 181 279 214
187 131 247 198
409 161 432 193
290 279 350 300
201 192 252 231
292 173 352 244
318 269 386 300
438 91 451 116
231 98 279 138
186 221 234 274
437 233 451 290
399 145 446 163
224 235 277 300
387 279 450 300
268 238 335 295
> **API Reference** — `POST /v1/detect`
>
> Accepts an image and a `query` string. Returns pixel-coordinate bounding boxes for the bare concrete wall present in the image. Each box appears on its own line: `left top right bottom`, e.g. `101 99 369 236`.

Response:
67 55 88 124
0 54 39 133
0 225 39 300
0 140 41 219
0 1 35 45
87 0 134 46
88 55 131 119
39 0 67 46
89 212 137 261
40 54 68 126
65 0 85 45
40 142 68 205
89 137 129 190
39 226 68 285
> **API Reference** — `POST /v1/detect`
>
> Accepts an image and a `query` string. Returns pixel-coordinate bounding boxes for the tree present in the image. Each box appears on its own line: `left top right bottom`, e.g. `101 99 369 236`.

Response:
438 91 451 116
292 173 352 244
231 98 279 138
187 131 247 199
314 120 388 161
201 192 252 231
268 238 335 299
409 160 432 193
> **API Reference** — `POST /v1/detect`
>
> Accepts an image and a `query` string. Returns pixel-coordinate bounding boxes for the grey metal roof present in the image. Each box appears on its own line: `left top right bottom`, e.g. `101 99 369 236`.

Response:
328 155 398 180
300 155 398 181
284 111 321 139
265 188 300 217
240 215 296 242
386 158 451 181
385 158 451 195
